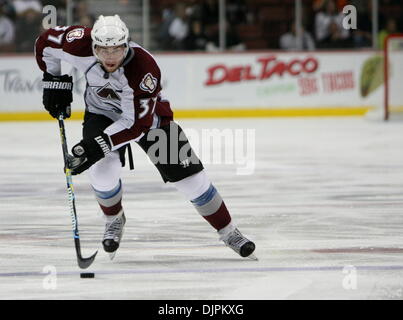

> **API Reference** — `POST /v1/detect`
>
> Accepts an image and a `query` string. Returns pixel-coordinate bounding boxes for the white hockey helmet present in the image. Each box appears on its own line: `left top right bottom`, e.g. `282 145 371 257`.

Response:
91 15 129 60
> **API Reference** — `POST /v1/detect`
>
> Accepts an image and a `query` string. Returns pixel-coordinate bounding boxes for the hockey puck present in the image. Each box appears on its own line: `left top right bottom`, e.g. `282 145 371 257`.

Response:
80 272 95 278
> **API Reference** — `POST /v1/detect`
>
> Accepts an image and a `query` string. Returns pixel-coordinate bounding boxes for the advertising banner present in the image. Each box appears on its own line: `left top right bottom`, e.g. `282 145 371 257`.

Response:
0 50 385 118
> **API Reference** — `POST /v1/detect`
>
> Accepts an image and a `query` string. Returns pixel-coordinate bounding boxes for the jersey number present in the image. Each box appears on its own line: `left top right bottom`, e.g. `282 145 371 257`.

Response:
47 26 69 45
139 97 157 119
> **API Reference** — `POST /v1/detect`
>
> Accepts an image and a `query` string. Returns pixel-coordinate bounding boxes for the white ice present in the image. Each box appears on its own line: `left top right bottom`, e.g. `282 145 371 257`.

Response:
0 117 403 299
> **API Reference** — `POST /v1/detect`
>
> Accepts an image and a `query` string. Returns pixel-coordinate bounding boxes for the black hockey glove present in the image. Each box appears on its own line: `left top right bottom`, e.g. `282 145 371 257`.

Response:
42 72 73 119
68 133 112 175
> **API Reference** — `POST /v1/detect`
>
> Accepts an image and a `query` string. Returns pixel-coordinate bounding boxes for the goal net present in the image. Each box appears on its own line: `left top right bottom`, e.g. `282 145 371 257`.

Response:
384 34 403 120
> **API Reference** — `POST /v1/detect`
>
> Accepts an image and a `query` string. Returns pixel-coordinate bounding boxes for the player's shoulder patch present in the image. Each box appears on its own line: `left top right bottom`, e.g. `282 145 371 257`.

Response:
66 28 85 43
139 73 157 93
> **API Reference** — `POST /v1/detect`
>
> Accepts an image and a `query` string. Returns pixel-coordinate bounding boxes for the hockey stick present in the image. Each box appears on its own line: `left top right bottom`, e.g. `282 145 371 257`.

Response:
58 114 98 269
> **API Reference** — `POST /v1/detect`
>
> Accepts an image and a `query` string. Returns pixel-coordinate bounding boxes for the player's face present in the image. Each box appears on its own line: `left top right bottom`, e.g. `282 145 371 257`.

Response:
95 45 126 72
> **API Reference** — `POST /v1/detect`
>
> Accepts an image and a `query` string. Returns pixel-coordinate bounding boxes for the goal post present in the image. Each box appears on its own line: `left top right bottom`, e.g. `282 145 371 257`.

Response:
384 33 403 121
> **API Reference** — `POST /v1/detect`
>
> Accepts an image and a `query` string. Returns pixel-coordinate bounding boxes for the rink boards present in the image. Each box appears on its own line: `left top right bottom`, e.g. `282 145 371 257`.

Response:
0 50 395 120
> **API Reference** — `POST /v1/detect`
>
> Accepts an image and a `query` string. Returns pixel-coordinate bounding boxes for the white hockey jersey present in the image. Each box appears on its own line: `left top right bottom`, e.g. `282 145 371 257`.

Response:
35 26 173 151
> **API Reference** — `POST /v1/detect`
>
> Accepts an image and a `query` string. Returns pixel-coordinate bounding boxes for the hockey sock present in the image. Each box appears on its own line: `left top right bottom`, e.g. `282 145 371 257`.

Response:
190 183 232 230
174 171 232 231
93 180 123 217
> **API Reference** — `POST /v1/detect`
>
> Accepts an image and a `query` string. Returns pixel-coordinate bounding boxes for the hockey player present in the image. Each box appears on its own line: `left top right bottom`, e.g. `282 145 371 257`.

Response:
35 15 256 260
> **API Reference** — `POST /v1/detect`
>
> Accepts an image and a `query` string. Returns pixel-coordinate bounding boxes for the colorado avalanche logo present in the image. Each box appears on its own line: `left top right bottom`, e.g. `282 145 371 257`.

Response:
96 83 121 101
139 73 157 93
66 28 85 42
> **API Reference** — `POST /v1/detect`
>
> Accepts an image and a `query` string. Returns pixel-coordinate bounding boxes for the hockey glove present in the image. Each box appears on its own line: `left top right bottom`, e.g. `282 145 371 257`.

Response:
42 72 73 119
69 133 112 175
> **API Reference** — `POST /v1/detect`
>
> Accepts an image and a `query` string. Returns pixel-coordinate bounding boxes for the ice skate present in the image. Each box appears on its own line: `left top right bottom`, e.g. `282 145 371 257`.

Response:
102 210 126 260
219 224 257 260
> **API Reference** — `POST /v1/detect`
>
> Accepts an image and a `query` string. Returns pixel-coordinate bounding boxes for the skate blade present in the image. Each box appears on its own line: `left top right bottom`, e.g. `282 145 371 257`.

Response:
246 253 258 261
108 252 117 260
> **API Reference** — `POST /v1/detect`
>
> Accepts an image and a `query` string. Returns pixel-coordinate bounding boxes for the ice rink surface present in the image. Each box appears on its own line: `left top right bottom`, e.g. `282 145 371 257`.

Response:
0 117 403 300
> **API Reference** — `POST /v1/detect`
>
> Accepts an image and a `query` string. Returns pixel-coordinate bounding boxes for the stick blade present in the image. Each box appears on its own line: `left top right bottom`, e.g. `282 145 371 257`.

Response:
77 250 98 269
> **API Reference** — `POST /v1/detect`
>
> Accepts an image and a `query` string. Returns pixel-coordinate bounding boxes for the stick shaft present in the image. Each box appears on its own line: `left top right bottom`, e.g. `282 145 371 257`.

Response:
57 116 97 269
58 117 79 238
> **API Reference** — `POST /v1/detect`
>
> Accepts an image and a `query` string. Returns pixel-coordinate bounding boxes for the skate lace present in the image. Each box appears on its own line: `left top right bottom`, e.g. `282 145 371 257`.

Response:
104 217 124 239
226 229 248 248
